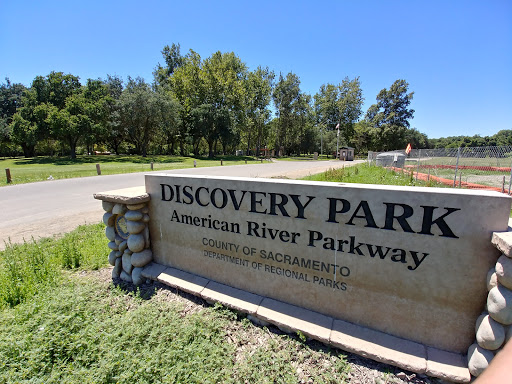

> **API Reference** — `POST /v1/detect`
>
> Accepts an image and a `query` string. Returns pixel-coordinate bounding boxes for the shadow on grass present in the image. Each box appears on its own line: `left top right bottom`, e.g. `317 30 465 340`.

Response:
12 155 258 166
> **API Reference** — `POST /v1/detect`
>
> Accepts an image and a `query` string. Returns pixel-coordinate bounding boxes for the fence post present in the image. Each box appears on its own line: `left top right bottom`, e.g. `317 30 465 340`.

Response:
5 168 11 183
221 160 223 166
508 160 512 195
453 147 460 187
150 162 154 170
416 149 421 181
96 164 101 175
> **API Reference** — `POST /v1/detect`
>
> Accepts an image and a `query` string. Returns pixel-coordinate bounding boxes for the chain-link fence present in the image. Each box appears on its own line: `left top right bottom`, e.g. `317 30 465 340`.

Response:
368 146 512 194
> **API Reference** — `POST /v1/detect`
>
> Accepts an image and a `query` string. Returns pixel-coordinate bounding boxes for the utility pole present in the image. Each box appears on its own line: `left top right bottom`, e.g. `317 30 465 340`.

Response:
336 123 340 159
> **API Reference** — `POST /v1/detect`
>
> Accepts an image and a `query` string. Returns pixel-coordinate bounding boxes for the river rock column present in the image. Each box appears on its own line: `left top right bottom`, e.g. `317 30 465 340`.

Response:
94 187 152 286
467 231 512 377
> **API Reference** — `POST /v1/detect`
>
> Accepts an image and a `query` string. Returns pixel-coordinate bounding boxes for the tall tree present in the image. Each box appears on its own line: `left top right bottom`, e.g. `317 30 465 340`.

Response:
272 72 301 155
365 79 414 151
104 75 125 154
0 79 26 155
119 77 177 157
243 66 274 155
338 77 364 146
314 83 340 132
154 43 185 86
168 50 205 156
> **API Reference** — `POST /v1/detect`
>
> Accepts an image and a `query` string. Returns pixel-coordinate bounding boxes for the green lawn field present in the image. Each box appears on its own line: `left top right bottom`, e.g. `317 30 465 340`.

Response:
0 155 261 186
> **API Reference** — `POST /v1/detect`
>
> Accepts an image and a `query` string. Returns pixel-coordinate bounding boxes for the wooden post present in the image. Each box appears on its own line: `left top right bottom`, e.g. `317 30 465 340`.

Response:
151 162 154 170
5 168 11 184
194 160 197 168
221 160 223 166
96 164 101 175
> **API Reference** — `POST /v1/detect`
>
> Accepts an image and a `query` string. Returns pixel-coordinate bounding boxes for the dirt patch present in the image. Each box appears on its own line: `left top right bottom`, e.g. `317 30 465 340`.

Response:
77 268 446 384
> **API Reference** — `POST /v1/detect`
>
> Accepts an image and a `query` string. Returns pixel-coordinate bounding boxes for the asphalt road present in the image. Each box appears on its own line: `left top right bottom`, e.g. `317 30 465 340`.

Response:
0 159 364 248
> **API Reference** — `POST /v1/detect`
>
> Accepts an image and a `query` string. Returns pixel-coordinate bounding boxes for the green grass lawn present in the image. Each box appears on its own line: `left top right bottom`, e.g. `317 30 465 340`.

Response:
303 163 448 187
0 155 262 186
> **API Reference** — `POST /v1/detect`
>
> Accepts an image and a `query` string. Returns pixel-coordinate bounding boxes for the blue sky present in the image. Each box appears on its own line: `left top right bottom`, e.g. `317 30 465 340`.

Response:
1 0 510 139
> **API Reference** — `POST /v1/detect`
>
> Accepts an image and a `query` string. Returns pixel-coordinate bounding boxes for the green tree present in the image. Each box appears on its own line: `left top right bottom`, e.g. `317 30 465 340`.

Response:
314 83 341 132
201 51 247 157
338 77 364 146
365 79 414 151
243 66 274 155
154 43 185 86
272 72 301 155
119 77 177 157
168 49 205 156
104 75 125 154
493 130 512 146
0 79 26 156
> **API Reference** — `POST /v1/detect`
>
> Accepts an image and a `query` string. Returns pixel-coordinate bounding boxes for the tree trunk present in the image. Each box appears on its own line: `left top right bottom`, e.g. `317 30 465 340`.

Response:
69 140 77 159
208 140 214 158
22 144 35 158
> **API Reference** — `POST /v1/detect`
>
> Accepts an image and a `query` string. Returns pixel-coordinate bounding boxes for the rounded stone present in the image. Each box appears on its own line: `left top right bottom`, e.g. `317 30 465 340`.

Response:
108 251 117 266
467 343 494 377
131 249 153 268
120 270 132 283
126 220 145 235
119 240 128 253
125 210 143 221
506 325 512 342
114 235 123 245
102 201 115 212
127 203 145 210
476 314 506 350
144 227 150 249
103 212 115 227
127 233 145 253
132 267 144 286
105 226 116 241
112 257 122 279
124 249 132 256
142 207 149 214
488 285 512 325
122 253 132 274
496 255 512 290
487 268 498 291
112 203 127 215
107 241 118 250
143 214 150 223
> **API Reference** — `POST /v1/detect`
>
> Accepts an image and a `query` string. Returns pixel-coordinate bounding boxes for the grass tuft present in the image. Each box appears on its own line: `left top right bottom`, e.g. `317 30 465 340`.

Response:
0 223 106 308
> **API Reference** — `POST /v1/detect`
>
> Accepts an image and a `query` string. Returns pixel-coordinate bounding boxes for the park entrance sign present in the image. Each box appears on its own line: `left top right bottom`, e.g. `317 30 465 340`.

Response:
95 174 512 382
146 175 509 351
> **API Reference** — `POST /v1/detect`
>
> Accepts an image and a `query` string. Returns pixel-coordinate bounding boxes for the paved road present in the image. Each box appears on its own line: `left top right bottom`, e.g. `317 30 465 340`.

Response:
0 159 363 248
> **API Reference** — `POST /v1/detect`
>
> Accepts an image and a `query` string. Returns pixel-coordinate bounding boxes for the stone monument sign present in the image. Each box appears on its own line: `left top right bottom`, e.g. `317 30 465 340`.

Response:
144 174 511 354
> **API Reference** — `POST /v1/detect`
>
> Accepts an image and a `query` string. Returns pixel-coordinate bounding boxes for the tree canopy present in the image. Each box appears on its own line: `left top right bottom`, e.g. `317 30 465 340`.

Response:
3 43 509 159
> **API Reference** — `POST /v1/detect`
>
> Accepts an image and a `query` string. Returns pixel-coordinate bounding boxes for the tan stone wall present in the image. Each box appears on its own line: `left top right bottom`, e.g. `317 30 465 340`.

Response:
144 174 511 353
